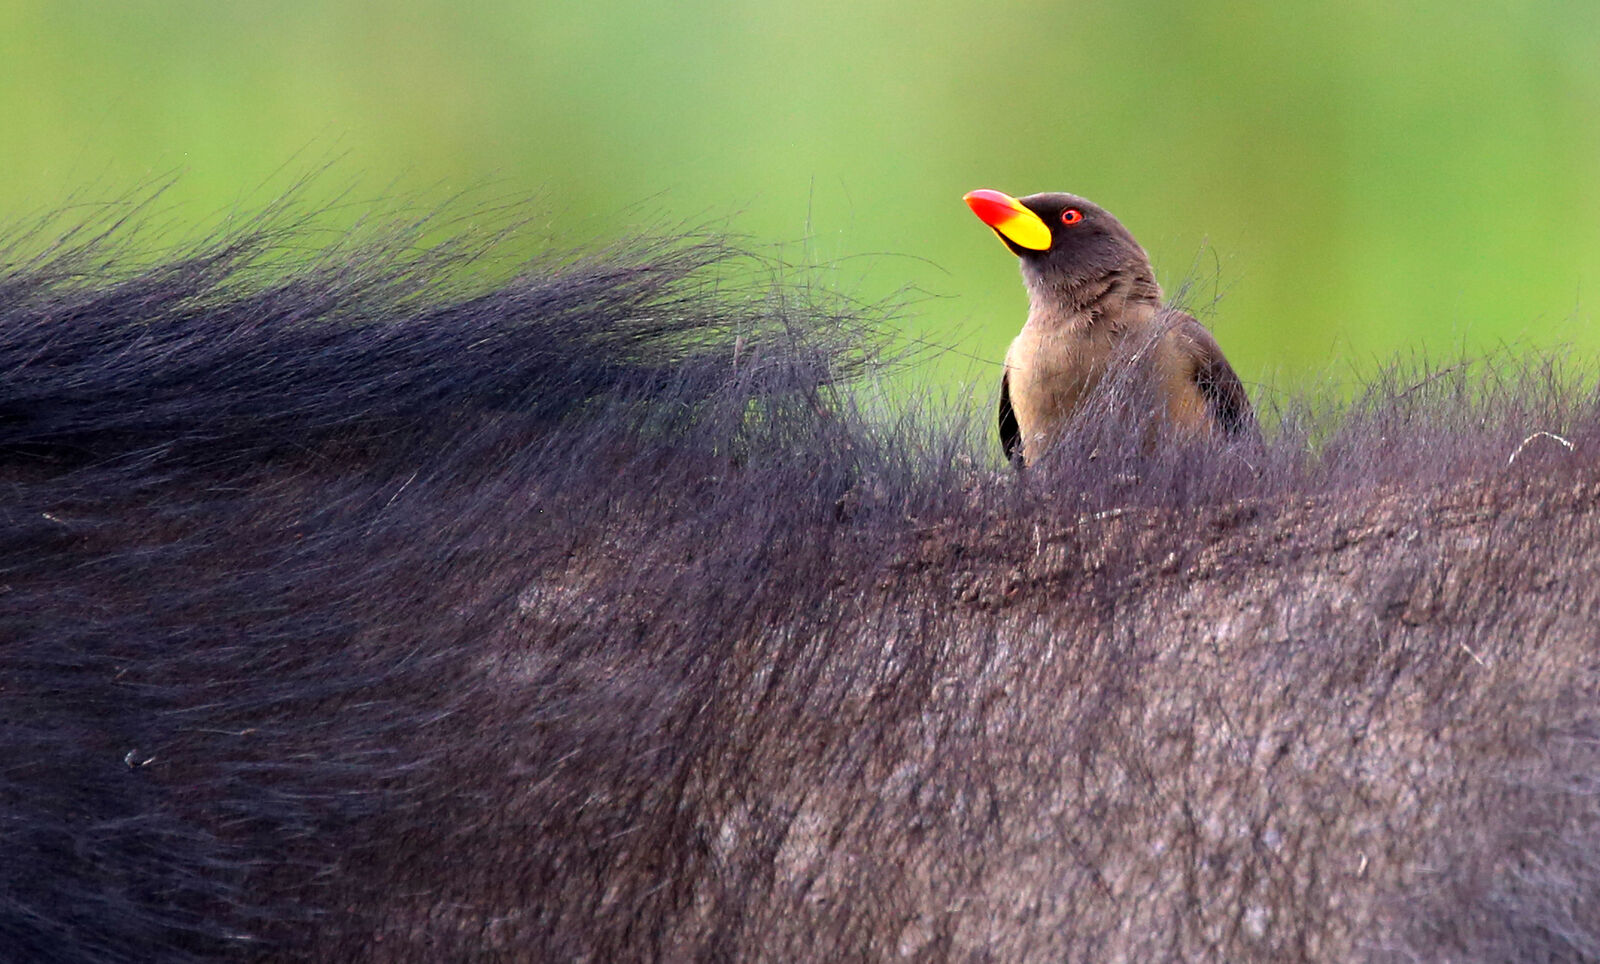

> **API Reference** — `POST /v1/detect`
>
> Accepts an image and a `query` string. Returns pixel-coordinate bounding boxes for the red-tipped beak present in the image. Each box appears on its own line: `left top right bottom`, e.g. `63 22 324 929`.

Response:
963 189 1052 252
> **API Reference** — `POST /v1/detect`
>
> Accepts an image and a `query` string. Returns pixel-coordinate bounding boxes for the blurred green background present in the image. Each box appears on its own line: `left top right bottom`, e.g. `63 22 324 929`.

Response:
4 0 1600 403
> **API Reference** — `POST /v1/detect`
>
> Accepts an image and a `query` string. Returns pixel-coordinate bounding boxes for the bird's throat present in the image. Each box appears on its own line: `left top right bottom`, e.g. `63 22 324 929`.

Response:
1024 269 1161 332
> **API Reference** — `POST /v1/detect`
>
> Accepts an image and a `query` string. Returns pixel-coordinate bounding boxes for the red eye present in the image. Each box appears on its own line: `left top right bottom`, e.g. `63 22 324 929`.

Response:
1061 208 1084 226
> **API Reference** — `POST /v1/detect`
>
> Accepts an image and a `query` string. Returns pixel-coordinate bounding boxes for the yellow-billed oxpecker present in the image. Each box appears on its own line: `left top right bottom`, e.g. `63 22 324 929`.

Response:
963 189 1254 465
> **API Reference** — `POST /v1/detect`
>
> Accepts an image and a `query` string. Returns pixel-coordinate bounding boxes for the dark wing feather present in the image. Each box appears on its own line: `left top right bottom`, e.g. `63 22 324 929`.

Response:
998 369 1022 465
1174 314 1256 439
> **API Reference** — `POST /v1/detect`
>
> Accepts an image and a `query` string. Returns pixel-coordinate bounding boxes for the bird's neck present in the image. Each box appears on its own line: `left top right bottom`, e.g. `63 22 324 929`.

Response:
1025 266 1162 331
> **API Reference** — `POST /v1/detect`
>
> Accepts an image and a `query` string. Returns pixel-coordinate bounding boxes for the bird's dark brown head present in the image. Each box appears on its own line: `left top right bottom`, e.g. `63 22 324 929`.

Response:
963 189 1158 310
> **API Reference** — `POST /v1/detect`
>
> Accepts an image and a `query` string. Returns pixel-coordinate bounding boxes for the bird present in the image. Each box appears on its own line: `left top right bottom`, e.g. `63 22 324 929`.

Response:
963 189 1255 466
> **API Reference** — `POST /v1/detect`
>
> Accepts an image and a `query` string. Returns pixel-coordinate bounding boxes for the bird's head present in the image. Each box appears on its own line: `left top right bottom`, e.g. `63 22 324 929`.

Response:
963 189 1158 308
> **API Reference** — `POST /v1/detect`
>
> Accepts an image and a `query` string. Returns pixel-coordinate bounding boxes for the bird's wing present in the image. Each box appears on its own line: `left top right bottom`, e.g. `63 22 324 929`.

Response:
998 369 1022 464
1173 313 1256 438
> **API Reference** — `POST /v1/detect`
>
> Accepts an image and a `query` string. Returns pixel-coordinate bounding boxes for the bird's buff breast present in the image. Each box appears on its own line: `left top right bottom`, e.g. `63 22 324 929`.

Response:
1003 323 1109 457
1005 318 1217 462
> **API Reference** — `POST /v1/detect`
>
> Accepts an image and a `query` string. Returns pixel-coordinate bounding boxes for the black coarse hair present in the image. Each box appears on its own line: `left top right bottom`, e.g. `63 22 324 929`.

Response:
6 192 1600 963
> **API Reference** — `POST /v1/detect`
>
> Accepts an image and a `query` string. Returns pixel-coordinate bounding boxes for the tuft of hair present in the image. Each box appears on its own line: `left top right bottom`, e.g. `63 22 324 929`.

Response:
6 194 1600 963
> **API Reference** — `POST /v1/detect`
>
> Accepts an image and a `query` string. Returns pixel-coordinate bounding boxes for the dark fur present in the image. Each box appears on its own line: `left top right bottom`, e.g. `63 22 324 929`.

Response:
6 198 1600 962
